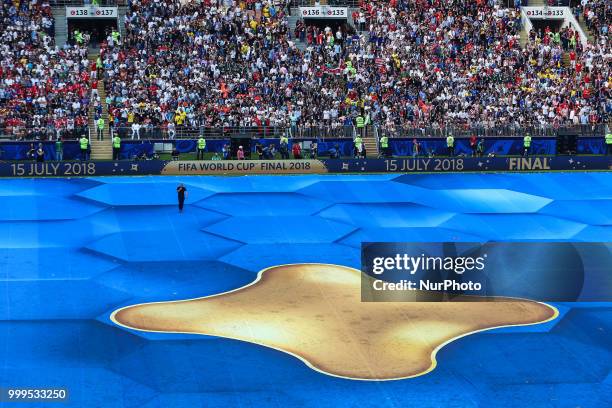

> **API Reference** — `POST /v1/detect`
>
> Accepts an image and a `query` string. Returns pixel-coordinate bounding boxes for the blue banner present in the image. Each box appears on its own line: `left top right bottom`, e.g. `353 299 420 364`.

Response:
0 137 606 161
0 156 609 177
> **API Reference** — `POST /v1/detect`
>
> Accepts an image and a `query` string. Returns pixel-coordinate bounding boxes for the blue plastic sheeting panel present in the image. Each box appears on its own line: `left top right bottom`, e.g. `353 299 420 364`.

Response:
339 228 484 248
218 243 361 272
93 261 256 303
203 216 356 244
317 203 456 228
570 225 612 241
0 196 106 221
77 182 215 206
87 230 242 262
0 219 119 248
182 175 322 193
0 248 118 280
297 180 429 203
439 213 587 240
196 193 331 216
0 178 100 196
0 279 132 320
89 206 227 232
538 200 612 225
396 172 612 200
0 173 610 407
417 188 552 213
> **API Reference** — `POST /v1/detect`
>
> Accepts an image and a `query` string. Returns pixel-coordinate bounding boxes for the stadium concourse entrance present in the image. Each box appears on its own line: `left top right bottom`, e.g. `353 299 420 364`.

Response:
299 6 352 39
302 18 352 36
529 19 564 36
67 18 117 47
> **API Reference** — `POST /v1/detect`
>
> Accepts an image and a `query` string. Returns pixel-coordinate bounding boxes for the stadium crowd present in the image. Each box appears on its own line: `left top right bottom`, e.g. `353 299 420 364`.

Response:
98 0 609 138
0 0 610 141
0 0 93 140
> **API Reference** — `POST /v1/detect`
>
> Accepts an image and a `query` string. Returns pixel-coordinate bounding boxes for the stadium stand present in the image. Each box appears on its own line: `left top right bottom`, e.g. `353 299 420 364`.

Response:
0 0 610 142
0 0 93 140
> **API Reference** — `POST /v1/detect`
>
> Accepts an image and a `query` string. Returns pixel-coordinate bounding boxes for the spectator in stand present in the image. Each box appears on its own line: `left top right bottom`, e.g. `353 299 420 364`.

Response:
103 0 608 138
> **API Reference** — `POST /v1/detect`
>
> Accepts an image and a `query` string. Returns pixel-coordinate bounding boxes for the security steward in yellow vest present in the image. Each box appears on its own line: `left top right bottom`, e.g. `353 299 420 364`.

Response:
197 137 206 160
523 133 532 157
380 134 389 158
446 134 455 157
79 135 89 161
355 114 365 138
279 135 289 159
112 135 121 160
606 132 612 155
354 135 363 158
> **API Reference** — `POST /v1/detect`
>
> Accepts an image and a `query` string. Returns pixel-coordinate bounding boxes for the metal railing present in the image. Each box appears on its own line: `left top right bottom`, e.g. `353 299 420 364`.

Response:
107 125 360 140
2 124 609 141
378 124 610 139
109 126 287 140
0 127 90 141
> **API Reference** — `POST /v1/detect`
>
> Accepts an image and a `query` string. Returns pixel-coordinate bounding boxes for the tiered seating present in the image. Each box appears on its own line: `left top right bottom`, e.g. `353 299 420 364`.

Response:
0 0 92 140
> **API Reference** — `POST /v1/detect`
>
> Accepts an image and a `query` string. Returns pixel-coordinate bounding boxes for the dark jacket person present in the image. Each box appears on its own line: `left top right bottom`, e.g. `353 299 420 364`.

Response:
176 184 188 212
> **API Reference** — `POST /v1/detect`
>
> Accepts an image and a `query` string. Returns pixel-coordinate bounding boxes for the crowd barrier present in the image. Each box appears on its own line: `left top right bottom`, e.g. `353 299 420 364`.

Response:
1 156 609 177
0 137 608 161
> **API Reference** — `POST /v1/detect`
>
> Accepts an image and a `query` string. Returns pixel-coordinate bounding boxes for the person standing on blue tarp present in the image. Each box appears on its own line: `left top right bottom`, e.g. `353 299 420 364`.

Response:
606 132 612 155
176 184 188 213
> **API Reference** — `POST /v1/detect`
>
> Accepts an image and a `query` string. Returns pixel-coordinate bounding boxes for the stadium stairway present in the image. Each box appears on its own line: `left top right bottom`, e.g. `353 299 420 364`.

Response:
88 54 112 160
52 7 68 46
90 139 113 160
363 128 379 158
576 19 594 43
519 28 528 48
288 7 361 51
